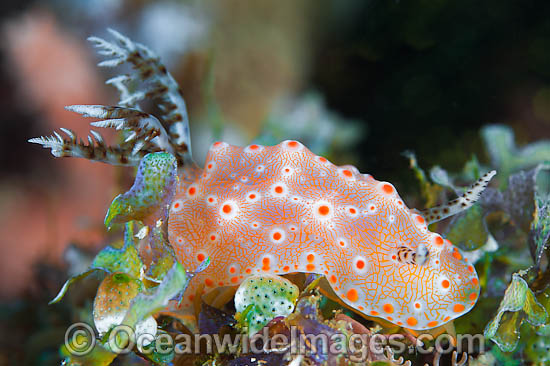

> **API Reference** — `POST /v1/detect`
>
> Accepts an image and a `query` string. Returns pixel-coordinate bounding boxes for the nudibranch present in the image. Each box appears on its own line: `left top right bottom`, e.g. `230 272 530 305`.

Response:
168 140 494 330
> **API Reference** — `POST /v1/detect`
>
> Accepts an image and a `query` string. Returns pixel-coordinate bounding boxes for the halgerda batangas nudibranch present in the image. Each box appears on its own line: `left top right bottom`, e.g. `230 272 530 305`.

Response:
29 29 496 331
168 141 495 330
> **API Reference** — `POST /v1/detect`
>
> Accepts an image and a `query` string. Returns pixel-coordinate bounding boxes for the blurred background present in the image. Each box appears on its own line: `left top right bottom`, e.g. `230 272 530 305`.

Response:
1 0 550 364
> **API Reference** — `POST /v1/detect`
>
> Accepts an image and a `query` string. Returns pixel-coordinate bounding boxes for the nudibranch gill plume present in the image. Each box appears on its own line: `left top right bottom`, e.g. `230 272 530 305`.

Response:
168 140 495 330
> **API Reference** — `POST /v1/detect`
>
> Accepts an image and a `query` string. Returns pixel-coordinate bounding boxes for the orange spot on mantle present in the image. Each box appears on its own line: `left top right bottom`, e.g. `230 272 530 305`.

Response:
453 304 465 313
452 250 462 260
382 184 394 194
318 205 330 215
347 289 358 302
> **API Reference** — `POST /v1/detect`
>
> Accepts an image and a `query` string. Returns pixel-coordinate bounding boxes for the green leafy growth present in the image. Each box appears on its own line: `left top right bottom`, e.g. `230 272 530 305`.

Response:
60 338 117 366
50 222 143 304
120 262 189 336
92 223 142 278
485 273 548 352
524 320 550 365
93 273 157 342
481 125 550 183
446 205 489 251
62 262 189 366
137 331 175 366
104 151 180 283
104 152 177 229
529 163 550 268
504 169 537 231
148 247 176 282
143 225 177 284
52 151 181 305
469 345 522 366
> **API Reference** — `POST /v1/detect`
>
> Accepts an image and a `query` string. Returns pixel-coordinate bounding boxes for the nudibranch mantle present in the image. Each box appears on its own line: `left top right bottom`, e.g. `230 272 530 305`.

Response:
168 140 481 330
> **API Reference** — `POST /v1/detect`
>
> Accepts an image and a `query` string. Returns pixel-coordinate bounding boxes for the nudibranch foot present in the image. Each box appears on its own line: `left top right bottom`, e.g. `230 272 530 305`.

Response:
422 170 497 224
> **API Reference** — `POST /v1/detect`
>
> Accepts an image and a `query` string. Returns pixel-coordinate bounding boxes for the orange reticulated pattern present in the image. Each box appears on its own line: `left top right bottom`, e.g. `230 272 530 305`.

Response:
167 140 480 330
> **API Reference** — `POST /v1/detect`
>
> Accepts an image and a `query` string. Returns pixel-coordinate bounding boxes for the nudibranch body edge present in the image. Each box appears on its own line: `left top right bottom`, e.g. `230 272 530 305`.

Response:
168 140 482 330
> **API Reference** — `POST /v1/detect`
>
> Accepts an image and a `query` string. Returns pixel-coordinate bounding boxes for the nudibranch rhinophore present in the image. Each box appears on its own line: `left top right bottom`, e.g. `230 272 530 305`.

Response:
168 140 494 330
